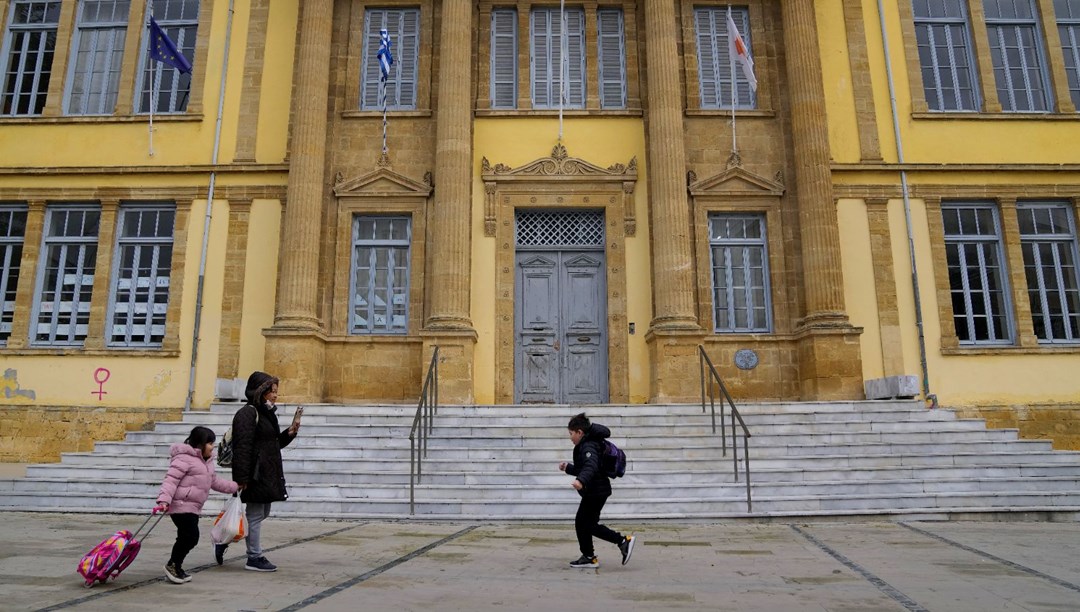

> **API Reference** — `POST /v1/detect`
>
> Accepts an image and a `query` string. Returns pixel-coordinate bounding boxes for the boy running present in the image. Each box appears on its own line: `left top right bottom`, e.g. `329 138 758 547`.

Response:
559 412 636 568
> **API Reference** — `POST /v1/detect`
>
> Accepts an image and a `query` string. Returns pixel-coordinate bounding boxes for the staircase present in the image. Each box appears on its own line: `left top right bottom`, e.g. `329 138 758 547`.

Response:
3 401 1080 519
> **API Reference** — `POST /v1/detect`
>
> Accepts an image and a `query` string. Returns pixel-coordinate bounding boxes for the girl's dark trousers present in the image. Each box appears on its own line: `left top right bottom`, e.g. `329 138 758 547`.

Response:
169 513 200 568
575 494 623 557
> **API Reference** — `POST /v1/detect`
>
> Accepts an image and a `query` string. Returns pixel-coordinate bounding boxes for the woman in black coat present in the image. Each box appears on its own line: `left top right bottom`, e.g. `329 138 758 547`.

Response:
216 371 298 572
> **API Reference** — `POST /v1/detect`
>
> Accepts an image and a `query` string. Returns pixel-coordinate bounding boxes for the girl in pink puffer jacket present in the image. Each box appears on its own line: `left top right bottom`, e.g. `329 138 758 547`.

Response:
155 426 239 584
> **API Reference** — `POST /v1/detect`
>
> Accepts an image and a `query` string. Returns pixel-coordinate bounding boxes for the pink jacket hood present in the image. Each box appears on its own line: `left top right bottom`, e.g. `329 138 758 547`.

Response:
157 442 238 515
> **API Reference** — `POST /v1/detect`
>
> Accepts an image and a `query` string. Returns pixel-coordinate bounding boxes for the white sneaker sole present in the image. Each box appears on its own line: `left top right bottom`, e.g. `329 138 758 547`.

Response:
164 566 185 584
245 565 277 572
622 537 636 565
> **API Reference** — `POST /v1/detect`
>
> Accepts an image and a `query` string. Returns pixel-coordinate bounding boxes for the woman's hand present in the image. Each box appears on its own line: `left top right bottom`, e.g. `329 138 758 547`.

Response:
286 423 300 436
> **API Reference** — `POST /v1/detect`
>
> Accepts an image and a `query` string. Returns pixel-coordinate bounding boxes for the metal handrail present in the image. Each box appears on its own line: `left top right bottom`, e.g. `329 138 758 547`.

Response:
409 346 440 515
698 345 752 512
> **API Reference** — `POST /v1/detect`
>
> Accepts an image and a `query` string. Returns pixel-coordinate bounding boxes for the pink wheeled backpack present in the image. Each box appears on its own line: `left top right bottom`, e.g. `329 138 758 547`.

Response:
77 510 165 587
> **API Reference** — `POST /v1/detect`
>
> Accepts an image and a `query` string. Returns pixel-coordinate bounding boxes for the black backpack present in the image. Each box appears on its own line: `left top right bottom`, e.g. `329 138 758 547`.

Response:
600 439 627 478
217 409 258 468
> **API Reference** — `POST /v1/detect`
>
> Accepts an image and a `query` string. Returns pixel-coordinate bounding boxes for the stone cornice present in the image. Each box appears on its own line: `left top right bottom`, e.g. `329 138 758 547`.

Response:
333 165 433 199
0 163 289 176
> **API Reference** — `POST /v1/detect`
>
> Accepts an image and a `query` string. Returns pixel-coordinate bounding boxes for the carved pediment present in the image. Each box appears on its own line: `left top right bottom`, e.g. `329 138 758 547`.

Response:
688 165 785 198
519 254 557 268
481 144 637 181
333 167 433 198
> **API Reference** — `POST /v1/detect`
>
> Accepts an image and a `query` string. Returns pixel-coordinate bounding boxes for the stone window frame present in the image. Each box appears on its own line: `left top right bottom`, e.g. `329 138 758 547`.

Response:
706 212 774 333
1015 199 1080 344
30 202 103 347
343 0 433 118
330 171 429 339
908 0 983 112
0 0 63 116
0 201 28 344
475 0 642 115
105 201 177 348
133 0 203 115
64 0 130 116
898 0 1077 116
922 189 1080 354
680 0 774 117
1060 1 1080 108
347 214 413 335
481 145 636 403
0 188 192 356
0 0 211 122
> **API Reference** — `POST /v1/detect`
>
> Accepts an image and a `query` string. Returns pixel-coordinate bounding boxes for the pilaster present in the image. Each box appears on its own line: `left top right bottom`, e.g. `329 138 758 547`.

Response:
82 200 118 350
6 201 45 349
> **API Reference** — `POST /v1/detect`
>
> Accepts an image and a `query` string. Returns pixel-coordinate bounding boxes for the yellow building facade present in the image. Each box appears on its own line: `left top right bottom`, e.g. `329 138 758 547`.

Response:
1 0 1078 462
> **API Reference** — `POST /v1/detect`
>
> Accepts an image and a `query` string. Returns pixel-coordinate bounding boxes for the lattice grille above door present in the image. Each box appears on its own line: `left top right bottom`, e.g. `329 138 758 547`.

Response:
515 210 605 247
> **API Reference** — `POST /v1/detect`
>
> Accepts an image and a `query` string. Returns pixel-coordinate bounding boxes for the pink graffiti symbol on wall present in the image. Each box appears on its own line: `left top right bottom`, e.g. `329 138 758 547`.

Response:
92 368 111 400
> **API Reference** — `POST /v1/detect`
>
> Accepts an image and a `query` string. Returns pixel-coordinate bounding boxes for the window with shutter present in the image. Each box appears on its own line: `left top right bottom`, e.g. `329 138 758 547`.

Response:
694 6 755 109
491 8 517 108
361 8 420 111
530 7 585 109
597 8 626 109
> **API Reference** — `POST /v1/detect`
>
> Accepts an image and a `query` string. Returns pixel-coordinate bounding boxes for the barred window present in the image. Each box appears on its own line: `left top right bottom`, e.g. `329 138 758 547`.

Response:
942 202 1013 344
1058 0 1080 109
1018 202 1080 343
108 204 174 347
694 6 756 109
32 205 100 346
912 0 981 111
984 0 1052 111
0 1 62 116
350 216 411 334
709 214 771 332
66 0 130 115
490 8 517 109
136 0 199 114
531 7 585 109
0 204 28 344
361 8 420 111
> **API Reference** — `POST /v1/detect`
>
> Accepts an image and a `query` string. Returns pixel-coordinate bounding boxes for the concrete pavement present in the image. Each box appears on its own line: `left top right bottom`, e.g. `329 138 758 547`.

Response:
1 512 1079 611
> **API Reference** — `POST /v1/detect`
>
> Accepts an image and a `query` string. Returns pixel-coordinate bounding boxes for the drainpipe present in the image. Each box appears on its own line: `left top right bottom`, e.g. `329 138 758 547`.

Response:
875 0 937 408
185 0 236 411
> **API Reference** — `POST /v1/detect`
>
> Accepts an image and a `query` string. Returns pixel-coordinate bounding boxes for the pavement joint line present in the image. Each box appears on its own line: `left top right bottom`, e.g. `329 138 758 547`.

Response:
34 523 364 612
899 522 1080 594
789 524 929 612
276 525 479 612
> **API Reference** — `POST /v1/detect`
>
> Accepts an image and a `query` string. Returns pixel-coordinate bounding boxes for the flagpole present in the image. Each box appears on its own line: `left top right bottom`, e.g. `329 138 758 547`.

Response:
728 6 737 156
147 0 155 156
381 77 388 155
558 0 565 142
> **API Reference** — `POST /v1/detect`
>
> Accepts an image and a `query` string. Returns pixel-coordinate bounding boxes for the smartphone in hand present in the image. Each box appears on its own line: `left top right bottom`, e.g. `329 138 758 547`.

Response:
292 405 304 426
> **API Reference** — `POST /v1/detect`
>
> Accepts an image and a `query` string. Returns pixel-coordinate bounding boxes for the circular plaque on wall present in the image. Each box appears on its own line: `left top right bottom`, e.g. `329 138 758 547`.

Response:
734 349 759 370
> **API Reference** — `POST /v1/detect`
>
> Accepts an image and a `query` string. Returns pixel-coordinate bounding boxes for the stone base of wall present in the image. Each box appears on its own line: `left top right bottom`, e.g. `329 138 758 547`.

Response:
796 326 865 400
324 340 423 402
263 330 327 403
950 404 1080 451
0 405 182 463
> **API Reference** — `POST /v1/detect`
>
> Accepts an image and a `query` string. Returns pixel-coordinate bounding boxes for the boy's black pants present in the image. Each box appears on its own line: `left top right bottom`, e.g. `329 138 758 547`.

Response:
575 494 623 557
169 513 200 568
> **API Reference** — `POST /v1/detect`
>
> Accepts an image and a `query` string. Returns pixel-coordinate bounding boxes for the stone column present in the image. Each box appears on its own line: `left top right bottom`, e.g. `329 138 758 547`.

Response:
643 0 703 402
423 0 476 403
263 0 333 402
782 0 863 399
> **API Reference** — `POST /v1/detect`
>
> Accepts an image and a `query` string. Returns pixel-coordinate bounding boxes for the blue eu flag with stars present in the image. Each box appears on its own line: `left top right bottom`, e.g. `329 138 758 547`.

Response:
148 17 192 74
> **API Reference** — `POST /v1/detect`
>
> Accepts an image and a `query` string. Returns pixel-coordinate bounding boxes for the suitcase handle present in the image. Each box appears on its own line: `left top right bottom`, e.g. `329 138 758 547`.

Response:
132 509 167 542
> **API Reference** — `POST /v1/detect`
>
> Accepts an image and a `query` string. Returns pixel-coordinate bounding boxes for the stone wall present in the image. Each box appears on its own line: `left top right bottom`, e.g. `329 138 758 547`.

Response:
951 404 1080 451
0 405 182 462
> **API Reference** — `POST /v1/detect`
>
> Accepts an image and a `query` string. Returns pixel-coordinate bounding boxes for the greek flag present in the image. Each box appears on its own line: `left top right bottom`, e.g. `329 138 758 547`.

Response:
376 29 393 81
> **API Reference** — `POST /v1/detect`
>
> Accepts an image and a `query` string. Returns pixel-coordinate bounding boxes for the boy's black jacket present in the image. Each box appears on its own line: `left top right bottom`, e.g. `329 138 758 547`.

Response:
565 423 612 498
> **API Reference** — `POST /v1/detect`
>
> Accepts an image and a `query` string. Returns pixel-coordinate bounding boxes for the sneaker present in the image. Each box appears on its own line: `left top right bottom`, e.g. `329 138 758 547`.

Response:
177 566 192 583
569 555 599 569
245 556 277 572
164 561 185 584
214 543 228 566
618 535 636 566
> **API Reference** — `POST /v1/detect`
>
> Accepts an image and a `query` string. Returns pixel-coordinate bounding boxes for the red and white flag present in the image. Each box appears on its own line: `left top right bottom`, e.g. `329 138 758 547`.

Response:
726 8 757 93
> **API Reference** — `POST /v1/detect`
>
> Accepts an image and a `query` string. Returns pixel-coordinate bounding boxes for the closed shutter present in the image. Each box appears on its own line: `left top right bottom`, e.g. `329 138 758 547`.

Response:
694 7 723 108
531 9 552 107
530 7 584 109
565 9 585 107
361 8 420 110
491 9 517 108
597 8 626 109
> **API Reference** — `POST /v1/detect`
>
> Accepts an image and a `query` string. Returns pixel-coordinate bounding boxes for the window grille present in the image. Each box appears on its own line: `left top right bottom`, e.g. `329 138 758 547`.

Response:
32 204 101 346
709 214 771 332
0 0 62 116
136 0 199 114
983 0 1052 111
942 202 1013 344
66 0 130 115
108 204 175 346
361 8 420 111
350 216 411 334
1018 202 1080 343
912 0 981 111
694 6 756 109
0 204 28 343
515 210 604 247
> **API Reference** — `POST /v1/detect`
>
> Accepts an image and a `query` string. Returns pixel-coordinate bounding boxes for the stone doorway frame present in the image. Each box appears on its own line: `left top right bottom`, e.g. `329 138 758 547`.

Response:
481 144 637 403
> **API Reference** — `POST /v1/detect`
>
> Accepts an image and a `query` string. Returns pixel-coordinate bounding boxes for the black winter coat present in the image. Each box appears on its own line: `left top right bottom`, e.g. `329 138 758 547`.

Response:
564 423 612 498
231 373 295 504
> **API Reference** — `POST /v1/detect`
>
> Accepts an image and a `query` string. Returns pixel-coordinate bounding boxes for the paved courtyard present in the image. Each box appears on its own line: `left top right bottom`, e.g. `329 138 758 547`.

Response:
2 512 1079 611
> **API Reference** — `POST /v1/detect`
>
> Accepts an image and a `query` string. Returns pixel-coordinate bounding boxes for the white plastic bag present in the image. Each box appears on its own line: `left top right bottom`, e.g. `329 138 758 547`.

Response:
211 494 247 544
